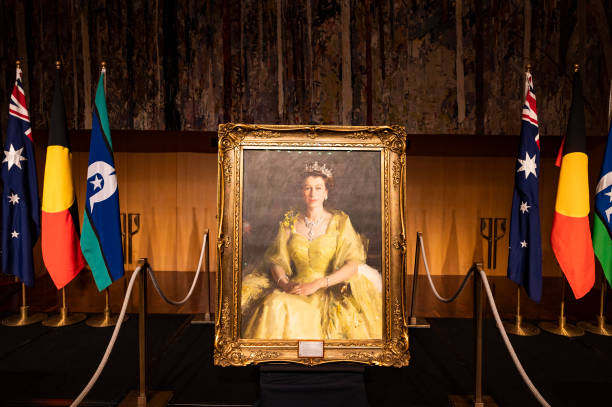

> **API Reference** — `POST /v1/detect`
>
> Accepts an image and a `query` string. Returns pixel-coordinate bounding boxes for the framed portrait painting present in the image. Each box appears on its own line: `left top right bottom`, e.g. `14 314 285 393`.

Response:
214 124 410 367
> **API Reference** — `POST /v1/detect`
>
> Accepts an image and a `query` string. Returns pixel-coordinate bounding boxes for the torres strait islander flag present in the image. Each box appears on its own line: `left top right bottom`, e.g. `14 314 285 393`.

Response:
593 122 612 288
80 70 124 291
42 68 86 289
1 66 40 286
551 70 595 299
507 72 542 302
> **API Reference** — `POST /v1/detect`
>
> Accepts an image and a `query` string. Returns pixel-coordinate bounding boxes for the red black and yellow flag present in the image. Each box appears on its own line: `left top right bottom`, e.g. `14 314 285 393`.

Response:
41 67 86 289
551 69 595 299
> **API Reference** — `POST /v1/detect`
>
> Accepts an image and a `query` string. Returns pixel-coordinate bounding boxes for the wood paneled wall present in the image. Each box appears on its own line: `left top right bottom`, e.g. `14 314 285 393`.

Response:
5 135 605 318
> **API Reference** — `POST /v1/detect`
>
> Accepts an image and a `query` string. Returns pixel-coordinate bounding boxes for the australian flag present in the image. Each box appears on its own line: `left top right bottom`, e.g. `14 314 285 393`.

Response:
507 72 542 302
1 67 41 286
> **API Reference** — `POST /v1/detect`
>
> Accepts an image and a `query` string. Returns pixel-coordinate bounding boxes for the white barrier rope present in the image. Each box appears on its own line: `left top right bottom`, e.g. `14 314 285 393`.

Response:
70 265 142 407
419 237 474 303
477 266 551 407
70 233 208 406
147 233 207 306
418 234 551 407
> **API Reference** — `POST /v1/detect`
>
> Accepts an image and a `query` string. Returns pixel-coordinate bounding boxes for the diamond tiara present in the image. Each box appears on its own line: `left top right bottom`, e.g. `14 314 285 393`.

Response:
304 161 333 178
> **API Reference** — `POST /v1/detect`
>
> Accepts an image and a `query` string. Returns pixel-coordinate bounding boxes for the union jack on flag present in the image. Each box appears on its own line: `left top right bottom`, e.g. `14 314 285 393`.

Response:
1 66 41 286
507 72 543 302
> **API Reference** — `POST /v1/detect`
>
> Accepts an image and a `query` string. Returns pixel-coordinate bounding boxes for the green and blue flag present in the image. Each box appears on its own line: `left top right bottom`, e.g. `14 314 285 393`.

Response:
593 123 612 288
80 71 124 291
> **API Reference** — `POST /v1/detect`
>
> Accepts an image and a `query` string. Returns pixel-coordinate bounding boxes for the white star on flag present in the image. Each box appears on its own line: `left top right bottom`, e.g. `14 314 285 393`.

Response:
2 144 27 170
90 175 103 190
517 152 537 179
8 193 20 205
11 230 19 238
520 240 528 248
519 201 530 213
606 190 612 203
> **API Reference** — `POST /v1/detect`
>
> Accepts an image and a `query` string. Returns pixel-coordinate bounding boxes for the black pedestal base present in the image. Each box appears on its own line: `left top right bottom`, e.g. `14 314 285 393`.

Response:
259 364 369 407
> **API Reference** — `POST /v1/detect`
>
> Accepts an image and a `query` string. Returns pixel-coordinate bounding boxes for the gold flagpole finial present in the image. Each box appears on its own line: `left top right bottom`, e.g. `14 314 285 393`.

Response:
56 60 61 70
101 61 106 72
16 60 21 70
574 64 580 72
526 64 532 73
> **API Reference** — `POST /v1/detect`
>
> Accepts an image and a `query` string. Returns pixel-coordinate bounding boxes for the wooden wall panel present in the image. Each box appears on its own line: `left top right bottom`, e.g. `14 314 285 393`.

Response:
4 140 606 317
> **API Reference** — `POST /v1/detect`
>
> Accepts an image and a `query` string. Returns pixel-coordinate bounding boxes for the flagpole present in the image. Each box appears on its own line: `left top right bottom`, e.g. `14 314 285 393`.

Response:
503 65 540 336
503 285 540 336
577 282 612 335
576 79 612 336
2 277 46 326
86 61 125 328
86 287 126 327
41 60 86 328
539 278 584 337
2 60 46 327
43 287 86 327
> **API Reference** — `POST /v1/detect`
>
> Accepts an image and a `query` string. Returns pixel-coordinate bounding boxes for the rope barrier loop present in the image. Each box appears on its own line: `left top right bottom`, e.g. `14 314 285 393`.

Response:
70 232 208 406
147 232 208 306
417 234 551 407
70 265 143 407
418 235 475 303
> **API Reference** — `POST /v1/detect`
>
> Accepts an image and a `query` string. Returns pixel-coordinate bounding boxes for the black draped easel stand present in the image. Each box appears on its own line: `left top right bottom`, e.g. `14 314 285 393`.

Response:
258 364 369 407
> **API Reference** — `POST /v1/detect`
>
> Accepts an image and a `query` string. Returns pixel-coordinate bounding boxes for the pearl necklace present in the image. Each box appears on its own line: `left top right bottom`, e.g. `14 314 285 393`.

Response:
304 215 324 240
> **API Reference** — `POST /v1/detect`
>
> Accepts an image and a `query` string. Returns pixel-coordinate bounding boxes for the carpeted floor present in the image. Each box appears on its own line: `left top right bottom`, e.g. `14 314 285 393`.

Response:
0 314 611 406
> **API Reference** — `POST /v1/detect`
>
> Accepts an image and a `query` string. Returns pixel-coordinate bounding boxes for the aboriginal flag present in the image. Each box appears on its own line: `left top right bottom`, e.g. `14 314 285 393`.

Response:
551 71 595 299
41 68 86 289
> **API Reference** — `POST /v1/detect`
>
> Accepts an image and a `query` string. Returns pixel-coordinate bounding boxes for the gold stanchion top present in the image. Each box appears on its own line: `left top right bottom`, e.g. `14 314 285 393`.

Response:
526 64 532 73
55 60 61 70
574 64 580 72
16 60 21 69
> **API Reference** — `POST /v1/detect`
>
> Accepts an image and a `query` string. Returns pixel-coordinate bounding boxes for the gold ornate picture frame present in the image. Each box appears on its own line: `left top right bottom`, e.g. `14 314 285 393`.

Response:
214 124 409 367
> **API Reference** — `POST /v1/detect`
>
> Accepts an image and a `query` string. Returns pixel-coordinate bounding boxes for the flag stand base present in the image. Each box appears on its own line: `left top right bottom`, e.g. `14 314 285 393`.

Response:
191 312 214 325
577 316 612 336
502 315 540 336
118 390 172 407
407 316 430 328
86 308 126 327
43 307 86 327
449 394 498 407
2 306 46 326
539 316 584 337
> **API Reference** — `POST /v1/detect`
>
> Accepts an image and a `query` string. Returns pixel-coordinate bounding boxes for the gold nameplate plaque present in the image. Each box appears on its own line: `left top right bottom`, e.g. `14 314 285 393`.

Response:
214 124 410 367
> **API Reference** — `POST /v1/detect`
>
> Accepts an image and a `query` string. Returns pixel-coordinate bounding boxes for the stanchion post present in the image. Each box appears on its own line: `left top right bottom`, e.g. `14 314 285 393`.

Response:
407 232 430 328
119 259 172 407
139 259 148 403
191 231 215 325
205 229 211 321
474 265 483 407
449 264 496 407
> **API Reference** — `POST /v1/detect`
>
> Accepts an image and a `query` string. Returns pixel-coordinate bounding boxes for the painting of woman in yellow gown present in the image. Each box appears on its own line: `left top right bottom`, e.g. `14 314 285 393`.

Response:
241 161 382 340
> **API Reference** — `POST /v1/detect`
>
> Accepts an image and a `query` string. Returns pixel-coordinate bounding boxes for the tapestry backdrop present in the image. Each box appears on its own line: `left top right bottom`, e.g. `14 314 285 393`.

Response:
0 0 610 137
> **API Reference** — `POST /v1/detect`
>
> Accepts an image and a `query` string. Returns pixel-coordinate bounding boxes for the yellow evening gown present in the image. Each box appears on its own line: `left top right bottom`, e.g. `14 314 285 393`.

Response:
241 210 382 340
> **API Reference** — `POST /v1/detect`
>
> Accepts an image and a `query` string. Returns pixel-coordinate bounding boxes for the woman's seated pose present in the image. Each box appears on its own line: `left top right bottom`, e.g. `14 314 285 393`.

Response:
241 161 382 340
